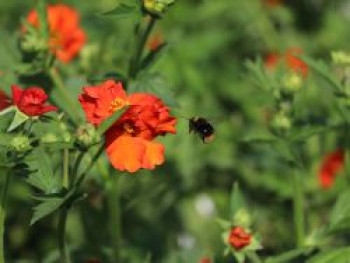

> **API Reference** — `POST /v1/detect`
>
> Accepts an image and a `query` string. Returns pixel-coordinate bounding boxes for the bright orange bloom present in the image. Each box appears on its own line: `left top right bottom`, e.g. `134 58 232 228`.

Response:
264 48 308 78
79 80 177 173
26 4 86 63
319 149 345 189
228 226 251 250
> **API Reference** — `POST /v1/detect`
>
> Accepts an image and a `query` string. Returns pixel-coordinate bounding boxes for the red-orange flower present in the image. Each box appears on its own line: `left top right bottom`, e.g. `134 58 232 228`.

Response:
148 33 164 51
26 4 86 63
0 90 11 111
264 48 308 78
11 85 57 116
319 149 345 189
199 258 211 263
264 0 283 7
79 80 177 173
228 226 251 250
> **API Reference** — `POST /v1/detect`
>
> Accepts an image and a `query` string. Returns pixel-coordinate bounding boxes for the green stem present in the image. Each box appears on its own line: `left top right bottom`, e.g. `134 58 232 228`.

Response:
0 170 11 263
58 206 70 263
63 149 69 189
108 174 122 262
129 16 156 79
292 169 305 248
48 68 80 124
71 151 85 187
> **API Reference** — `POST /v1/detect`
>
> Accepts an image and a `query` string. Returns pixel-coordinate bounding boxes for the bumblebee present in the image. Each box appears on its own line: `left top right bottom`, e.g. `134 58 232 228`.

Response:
189 117 215 143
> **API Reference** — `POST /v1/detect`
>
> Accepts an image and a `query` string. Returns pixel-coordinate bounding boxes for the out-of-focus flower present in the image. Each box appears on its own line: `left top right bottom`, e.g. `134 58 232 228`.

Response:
332 51 350 65
0 90 11 111
228 226 252 250
148 33 164 51
199 257 211 263
177 233 196 249
79 80 177 173
11 85 57 116
264 0 283 7
26 4 86 63
319 149 345 189
195 194 216 218
265 48 308 78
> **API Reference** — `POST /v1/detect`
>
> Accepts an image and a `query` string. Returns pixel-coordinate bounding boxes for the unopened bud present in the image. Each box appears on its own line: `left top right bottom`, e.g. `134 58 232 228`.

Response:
10 135 31 153
331 51 350 65
282 72 303 94
271 112 291 135
143 0 175 16
76 124 100 150
233 208 251 227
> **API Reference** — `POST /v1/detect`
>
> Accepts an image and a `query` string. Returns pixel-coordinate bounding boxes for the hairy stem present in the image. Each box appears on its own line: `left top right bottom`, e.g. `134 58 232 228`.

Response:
0 170 11 263
292 169 305 248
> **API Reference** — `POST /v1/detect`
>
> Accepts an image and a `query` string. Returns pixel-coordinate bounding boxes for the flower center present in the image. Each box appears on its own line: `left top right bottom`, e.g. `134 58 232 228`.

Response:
109 98 125 112
123 122 135 135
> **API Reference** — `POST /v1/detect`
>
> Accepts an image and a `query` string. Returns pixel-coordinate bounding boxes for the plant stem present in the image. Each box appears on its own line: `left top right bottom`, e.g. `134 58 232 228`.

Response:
63 148 69 189
58 205 70 263
0 170 11 263
48 68 80 124
71 151 85 187
292 169 305 248
129 16 156 79
108 174 122 262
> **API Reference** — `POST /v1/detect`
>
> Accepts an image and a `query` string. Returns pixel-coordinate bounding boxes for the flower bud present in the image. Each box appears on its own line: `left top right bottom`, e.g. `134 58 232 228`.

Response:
331 51 350 65
282 72 303 94
20 29 48 53
270 112 291 135
76 123 100 150
228 226 251 250
10 135 32 153
233 208 251 227
143 0 175 16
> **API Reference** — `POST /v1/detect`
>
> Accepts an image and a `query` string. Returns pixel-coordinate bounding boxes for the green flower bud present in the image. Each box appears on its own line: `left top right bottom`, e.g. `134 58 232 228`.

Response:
233 208 251 228
41 133 59 143
20 29 48 53
76 124 100 150
271 112 291 135
282 72 303 94
10 135 32 153
143 0 175 16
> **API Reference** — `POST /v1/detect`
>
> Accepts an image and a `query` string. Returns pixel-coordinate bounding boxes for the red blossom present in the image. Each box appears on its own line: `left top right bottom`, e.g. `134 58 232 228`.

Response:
264 48 308 78
79 80 177 173
199 258 211 263
11 85 57 116
0 90 11 111
148 33 164 51
26 4 86 63
228 226 252 250
265 0 283 7
319 149 345 189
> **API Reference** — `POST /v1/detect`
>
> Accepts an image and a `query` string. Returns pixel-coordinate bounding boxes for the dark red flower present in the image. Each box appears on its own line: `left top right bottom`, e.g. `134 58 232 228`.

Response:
319 149 345 189
12 85 57 116
0 90 11 111
26 4 86 63
228 226 251 250
79 80 177 173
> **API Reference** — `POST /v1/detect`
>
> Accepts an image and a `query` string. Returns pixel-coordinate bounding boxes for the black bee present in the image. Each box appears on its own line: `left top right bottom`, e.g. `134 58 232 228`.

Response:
189 117 215 143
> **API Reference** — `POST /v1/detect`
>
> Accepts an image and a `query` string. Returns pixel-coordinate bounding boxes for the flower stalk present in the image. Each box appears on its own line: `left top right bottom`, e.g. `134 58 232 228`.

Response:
292 169 305 248
0 170 11 263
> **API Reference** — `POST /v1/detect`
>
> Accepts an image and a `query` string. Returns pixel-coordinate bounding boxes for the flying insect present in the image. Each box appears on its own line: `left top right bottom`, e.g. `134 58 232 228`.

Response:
189 116 215 144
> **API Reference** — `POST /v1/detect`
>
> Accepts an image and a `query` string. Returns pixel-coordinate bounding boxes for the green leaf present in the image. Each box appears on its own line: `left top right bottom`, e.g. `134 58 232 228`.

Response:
30 197 65 225
300 55 343 92
7 109 29 132
288 126 327 142
37 0 49 40
216 218 231 229
26 147 60 193
101 0 139 19
329 190 350 233
245 58 274 91
266 248 314 263
97 107 128 136
306 247 350 263
240 129 276 144
230 183 244 219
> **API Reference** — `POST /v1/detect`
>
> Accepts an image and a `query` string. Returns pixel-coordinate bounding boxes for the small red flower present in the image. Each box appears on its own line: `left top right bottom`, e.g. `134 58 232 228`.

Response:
26 4 86 63
264 48 308 78
319 149 345 189
228 226 251 250
0 90 11 111
11 85 57 116
199 258 211 263
79 80 177 173
265 0 283 7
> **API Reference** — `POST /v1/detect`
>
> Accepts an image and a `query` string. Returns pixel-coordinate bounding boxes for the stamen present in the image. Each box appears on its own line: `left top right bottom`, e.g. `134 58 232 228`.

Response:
109 98 125 112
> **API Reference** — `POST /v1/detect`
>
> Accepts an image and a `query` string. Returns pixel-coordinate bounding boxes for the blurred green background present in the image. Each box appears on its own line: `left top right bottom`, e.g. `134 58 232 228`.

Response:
0 0 350 262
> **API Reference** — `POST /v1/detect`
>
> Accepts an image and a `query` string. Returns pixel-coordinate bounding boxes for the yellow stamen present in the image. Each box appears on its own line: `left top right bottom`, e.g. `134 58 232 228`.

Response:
109 98 125 112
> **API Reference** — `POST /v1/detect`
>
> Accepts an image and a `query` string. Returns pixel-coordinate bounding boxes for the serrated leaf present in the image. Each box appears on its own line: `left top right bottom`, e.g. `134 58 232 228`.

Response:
306 247 350 263
97 107 128 136
37 0 49 40
329 190 350 233
101 0 139 19
26 147 60 193
0 106 15 116
7 109 29 132
30 197 65 225
300 55 343 92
